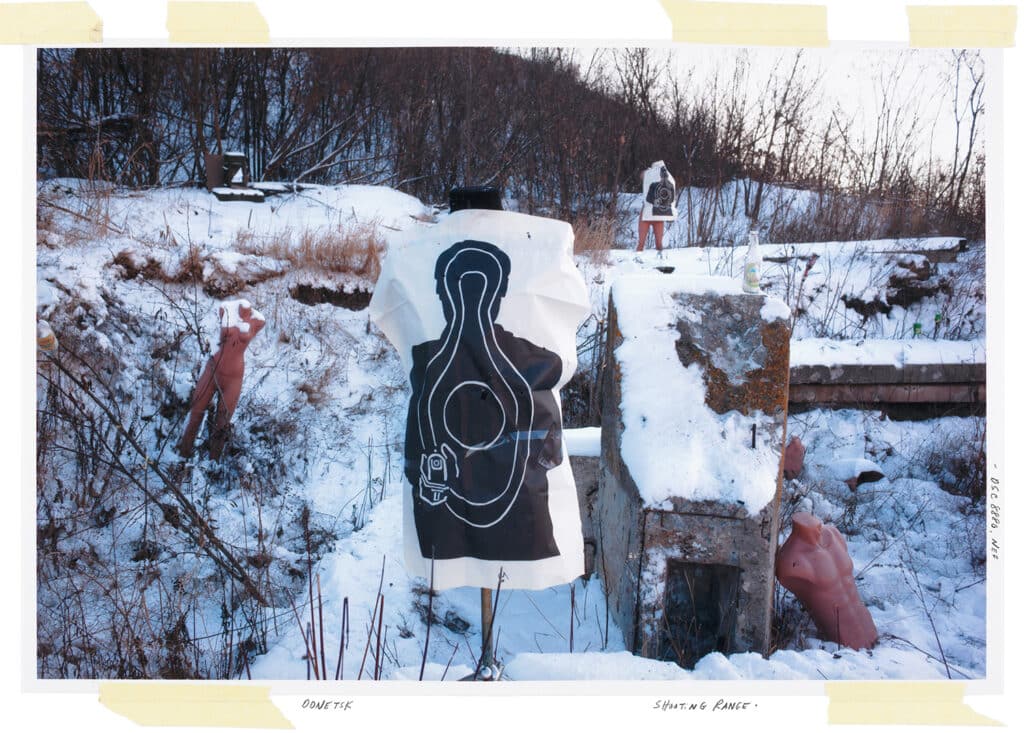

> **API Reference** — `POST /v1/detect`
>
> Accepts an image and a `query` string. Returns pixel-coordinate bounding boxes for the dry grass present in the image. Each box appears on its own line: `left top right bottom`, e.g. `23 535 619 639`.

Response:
572 216 616 265
236 222 385 281
38 183 123 247
295 360 341 407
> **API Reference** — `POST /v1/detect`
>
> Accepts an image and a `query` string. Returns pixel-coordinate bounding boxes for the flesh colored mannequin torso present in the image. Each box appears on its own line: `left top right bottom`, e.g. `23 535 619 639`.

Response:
776 512 878 650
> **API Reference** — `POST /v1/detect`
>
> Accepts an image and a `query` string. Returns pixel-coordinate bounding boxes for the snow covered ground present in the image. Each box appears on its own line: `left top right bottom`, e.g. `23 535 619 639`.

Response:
35 180 987 681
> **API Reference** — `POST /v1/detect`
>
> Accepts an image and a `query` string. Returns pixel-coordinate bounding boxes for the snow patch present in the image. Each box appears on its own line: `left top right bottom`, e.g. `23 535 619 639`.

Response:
564 427 601 457
611 274 783 513
760 297 791 322
791 338 985 367
219 298 265 332
211 186 263 199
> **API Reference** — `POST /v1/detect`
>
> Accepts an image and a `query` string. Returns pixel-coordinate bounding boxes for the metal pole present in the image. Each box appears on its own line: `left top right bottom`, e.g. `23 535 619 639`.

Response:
480 587 494 671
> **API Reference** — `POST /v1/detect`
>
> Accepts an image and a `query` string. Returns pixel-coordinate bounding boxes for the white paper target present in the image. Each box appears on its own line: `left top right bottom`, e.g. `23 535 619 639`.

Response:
641 160 678 222
369 209 590 590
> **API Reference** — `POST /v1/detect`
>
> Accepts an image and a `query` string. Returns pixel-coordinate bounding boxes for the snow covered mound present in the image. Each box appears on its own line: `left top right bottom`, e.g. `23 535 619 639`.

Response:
503 645 950 681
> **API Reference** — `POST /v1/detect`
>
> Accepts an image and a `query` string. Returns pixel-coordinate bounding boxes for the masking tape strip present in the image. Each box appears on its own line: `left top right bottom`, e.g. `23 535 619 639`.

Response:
99 683 294 729
167 1 270 43
0 2 102 43
907 5 1017 47
660 0 828 46
826 682 1002 726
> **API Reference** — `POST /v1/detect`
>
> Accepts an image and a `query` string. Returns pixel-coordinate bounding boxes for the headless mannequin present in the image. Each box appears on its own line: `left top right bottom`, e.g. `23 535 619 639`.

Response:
776 512 878 650
637 165 674 252
177 300 265 460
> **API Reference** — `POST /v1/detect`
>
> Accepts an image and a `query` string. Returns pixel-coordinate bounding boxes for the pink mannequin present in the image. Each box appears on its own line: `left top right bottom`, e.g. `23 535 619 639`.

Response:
177 300 265 460
637 219 665 252
776 512 878 650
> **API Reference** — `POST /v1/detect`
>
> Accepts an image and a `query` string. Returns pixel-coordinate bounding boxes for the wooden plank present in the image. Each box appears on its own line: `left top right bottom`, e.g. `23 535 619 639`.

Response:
788 382 986 404
789 362 985 386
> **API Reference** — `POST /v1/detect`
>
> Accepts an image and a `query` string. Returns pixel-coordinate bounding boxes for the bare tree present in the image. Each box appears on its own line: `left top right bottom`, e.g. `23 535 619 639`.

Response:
944 50 985 222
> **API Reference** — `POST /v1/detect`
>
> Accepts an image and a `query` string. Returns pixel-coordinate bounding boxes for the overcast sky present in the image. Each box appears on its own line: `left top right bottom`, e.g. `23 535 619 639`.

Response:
528 45 984 171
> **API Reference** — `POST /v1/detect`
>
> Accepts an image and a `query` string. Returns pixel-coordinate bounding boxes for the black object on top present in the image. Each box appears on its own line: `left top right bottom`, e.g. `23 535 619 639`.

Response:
449 186 503 213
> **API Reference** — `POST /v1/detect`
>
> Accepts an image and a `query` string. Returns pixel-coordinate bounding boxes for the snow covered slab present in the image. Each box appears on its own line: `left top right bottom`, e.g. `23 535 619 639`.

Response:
791 338 985 368
564 427 600 457
249 181 299 194
211 186 265 202
758 236 967 263
607 273 790 512
789 338 986 397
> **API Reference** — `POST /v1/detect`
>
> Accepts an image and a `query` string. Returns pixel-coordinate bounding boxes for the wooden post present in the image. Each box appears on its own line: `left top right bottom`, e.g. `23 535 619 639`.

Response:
480 587 494 671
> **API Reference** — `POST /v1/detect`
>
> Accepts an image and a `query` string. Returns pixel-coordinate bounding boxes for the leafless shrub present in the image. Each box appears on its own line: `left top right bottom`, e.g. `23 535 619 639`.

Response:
771 584 814 655
562 314 607 428
933 245 985 340
921 419 986 502
294 359 341 408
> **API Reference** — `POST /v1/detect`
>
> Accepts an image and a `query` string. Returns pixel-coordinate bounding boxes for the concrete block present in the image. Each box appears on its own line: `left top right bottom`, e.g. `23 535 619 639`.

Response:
597 277 790 667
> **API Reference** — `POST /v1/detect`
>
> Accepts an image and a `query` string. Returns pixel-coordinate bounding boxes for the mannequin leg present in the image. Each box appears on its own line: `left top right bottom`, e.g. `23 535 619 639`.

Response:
638 218 651 252
209 376 242 460
177 359 217 457
652 221 665 251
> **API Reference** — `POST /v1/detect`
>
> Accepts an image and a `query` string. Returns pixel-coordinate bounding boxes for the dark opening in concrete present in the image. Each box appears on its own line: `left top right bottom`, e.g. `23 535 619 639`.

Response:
289 284 372 310
660 561 741 667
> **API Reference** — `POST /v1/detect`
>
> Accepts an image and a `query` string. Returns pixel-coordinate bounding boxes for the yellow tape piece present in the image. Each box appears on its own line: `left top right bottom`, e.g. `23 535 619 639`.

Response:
908 5 1017 47
826 682 1002 726
99 683 294 729
167 1 270 43
0 2 102 44
660 0 828 46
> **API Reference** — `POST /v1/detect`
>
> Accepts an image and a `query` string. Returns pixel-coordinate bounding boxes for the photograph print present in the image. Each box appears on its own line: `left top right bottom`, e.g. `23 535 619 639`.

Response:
35 45 987 682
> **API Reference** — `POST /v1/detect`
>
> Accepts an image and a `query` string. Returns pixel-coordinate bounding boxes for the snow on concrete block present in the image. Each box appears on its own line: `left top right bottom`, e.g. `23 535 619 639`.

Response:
564 427 601 457
597 273 791 667
211 186 265 203
790 337 986 369
607 274 790 511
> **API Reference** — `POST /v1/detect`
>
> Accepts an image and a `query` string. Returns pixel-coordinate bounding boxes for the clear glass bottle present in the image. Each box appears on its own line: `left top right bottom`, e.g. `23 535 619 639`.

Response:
742 230 762 294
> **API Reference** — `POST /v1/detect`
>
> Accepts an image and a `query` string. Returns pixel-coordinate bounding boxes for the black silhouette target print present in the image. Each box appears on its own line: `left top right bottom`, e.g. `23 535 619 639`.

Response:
646 165 676 218
404 240 564 561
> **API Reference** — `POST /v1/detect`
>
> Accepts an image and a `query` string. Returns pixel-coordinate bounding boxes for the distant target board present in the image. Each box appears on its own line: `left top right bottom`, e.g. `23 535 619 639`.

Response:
369 210 590 590
641 160 678 221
